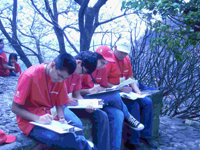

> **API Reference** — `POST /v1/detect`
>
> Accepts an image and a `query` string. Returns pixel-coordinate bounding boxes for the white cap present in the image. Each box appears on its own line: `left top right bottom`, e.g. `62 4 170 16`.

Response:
116 41 131 54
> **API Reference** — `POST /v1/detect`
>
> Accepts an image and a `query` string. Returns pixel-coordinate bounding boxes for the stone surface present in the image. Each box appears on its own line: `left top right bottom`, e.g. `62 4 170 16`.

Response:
1 76 200 150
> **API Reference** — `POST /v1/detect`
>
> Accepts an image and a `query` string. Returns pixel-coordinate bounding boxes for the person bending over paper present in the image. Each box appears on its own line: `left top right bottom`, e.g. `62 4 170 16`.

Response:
105 41 157 150
63 51 124 150
11 53 93 150
80 46 144 150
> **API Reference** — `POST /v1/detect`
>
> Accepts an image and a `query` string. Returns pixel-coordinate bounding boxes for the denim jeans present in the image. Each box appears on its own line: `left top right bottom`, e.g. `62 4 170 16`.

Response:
123 95 153 144
84 93 126 150
84 91 130 119
70 106 124 150
104 106 124 150
9 71 17 76
68 107 110 150
29 106 92 150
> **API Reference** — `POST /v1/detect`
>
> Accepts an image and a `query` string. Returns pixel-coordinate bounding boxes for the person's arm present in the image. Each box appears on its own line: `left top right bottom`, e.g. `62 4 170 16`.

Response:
12 101 53 124
73 90 83 99
128 76 141 94
80 88 90 96
107 82 115 88
56 105 68 124
74 90 96 113
3 63 15 70
108 81 132 93
80 86 103 96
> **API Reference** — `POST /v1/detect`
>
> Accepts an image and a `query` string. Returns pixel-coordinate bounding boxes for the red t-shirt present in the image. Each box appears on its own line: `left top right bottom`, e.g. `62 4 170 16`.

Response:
65 74 82 93
14 62 21 74
13 64 70 136
0 51 10 76
106 53 133 85
81 68 108 89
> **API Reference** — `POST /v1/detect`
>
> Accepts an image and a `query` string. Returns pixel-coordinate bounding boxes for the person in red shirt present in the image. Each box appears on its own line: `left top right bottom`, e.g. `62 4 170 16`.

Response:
62 51 116 150
106 41 157 150
7 53 22 76
0 39 15 77
11 52 93 150
80 46 144 150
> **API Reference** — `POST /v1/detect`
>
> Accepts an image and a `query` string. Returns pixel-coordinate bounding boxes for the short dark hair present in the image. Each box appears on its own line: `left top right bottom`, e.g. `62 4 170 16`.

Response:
75 51 97 74
0 39 3 43
54 52 77 75
9 53 18 62
96 52 104 60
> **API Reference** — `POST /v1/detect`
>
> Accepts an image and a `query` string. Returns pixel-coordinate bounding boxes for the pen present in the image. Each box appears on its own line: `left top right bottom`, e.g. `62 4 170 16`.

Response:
67 120 72 124
44 108 48 114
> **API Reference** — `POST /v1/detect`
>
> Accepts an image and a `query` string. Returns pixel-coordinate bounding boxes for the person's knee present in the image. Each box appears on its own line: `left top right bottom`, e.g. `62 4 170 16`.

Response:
112 109 124 122
143 97 153 108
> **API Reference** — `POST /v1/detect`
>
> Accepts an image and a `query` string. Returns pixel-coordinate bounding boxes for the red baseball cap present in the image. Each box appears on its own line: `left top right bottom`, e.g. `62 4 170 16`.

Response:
0 129 16 145
95 46 115 62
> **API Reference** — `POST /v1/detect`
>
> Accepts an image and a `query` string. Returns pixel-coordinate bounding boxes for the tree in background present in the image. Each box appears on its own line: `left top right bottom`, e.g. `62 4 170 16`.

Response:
120 2 200 119
0 0 32 67
0 0 135 67
121 0 200 61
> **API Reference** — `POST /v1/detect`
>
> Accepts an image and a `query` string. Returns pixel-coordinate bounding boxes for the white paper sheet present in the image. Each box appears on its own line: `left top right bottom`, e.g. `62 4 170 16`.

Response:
67 99 103 108
119 92 148 100
30 120 82 134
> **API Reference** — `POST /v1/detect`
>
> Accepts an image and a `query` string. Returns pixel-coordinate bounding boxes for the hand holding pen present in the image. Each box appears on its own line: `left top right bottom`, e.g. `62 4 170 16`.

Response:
35 108 54 124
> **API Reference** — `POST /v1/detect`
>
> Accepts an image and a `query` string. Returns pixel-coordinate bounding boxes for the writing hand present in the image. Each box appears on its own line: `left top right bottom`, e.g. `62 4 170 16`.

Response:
59 118 68 124
67 98 78 106
37 114 54 124
89 86 103 94
119 87 132 93
85 105 96 113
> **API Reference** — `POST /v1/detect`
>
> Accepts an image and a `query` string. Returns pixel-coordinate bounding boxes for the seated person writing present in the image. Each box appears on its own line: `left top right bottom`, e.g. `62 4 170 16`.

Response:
63 51 123 150
106 41 157 150
11 52 93 150
7 53 21 76
0 39 15 77
80 46 144 150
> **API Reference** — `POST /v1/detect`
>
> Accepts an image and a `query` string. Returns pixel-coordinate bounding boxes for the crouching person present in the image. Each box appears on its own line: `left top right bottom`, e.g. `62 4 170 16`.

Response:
11 52 93 150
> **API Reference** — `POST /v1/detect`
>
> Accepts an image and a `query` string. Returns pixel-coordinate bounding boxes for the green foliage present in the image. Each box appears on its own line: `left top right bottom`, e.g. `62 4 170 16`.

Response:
121 0 200 62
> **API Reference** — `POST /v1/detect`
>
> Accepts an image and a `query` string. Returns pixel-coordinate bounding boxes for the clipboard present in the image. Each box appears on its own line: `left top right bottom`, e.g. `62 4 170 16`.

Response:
67 99 104 109
30 120 82 134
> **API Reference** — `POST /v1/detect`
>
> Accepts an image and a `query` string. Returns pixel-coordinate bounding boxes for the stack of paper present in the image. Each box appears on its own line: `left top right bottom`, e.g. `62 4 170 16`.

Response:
67 99 104 109
88 78 136 95
119 92 148 100
30 120 82 134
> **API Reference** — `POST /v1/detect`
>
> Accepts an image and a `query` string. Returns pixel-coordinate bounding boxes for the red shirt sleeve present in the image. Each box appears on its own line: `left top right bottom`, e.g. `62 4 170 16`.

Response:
13 74 31 105
0 52 8 64
14 62 21 74
99 69 108 87
81 74 94 89
73 75 82 91
56 82 70 106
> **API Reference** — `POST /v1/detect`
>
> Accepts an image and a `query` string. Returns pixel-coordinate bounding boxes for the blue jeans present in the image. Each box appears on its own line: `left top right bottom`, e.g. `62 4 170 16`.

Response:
69 107 110 150
29 106 92 150
123 96 153 144
84 91 130 119
9 71 17 76
71 106 124 150
104 106 124 150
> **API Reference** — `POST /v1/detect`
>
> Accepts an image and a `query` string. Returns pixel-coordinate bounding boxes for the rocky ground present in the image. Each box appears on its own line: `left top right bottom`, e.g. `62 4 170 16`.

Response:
0 76 200 150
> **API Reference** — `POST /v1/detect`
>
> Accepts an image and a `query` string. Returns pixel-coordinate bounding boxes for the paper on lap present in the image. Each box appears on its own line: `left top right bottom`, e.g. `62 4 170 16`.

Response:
30 120 82 134
68 99 103 109
119 92 148 100
87 78 136 95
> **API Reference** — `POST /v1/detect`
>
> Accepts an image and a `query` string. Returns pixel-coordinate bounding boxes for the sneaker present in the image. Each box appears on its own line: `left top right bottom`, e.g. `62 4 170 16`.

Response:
124 115 144 131
87 140 94 148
